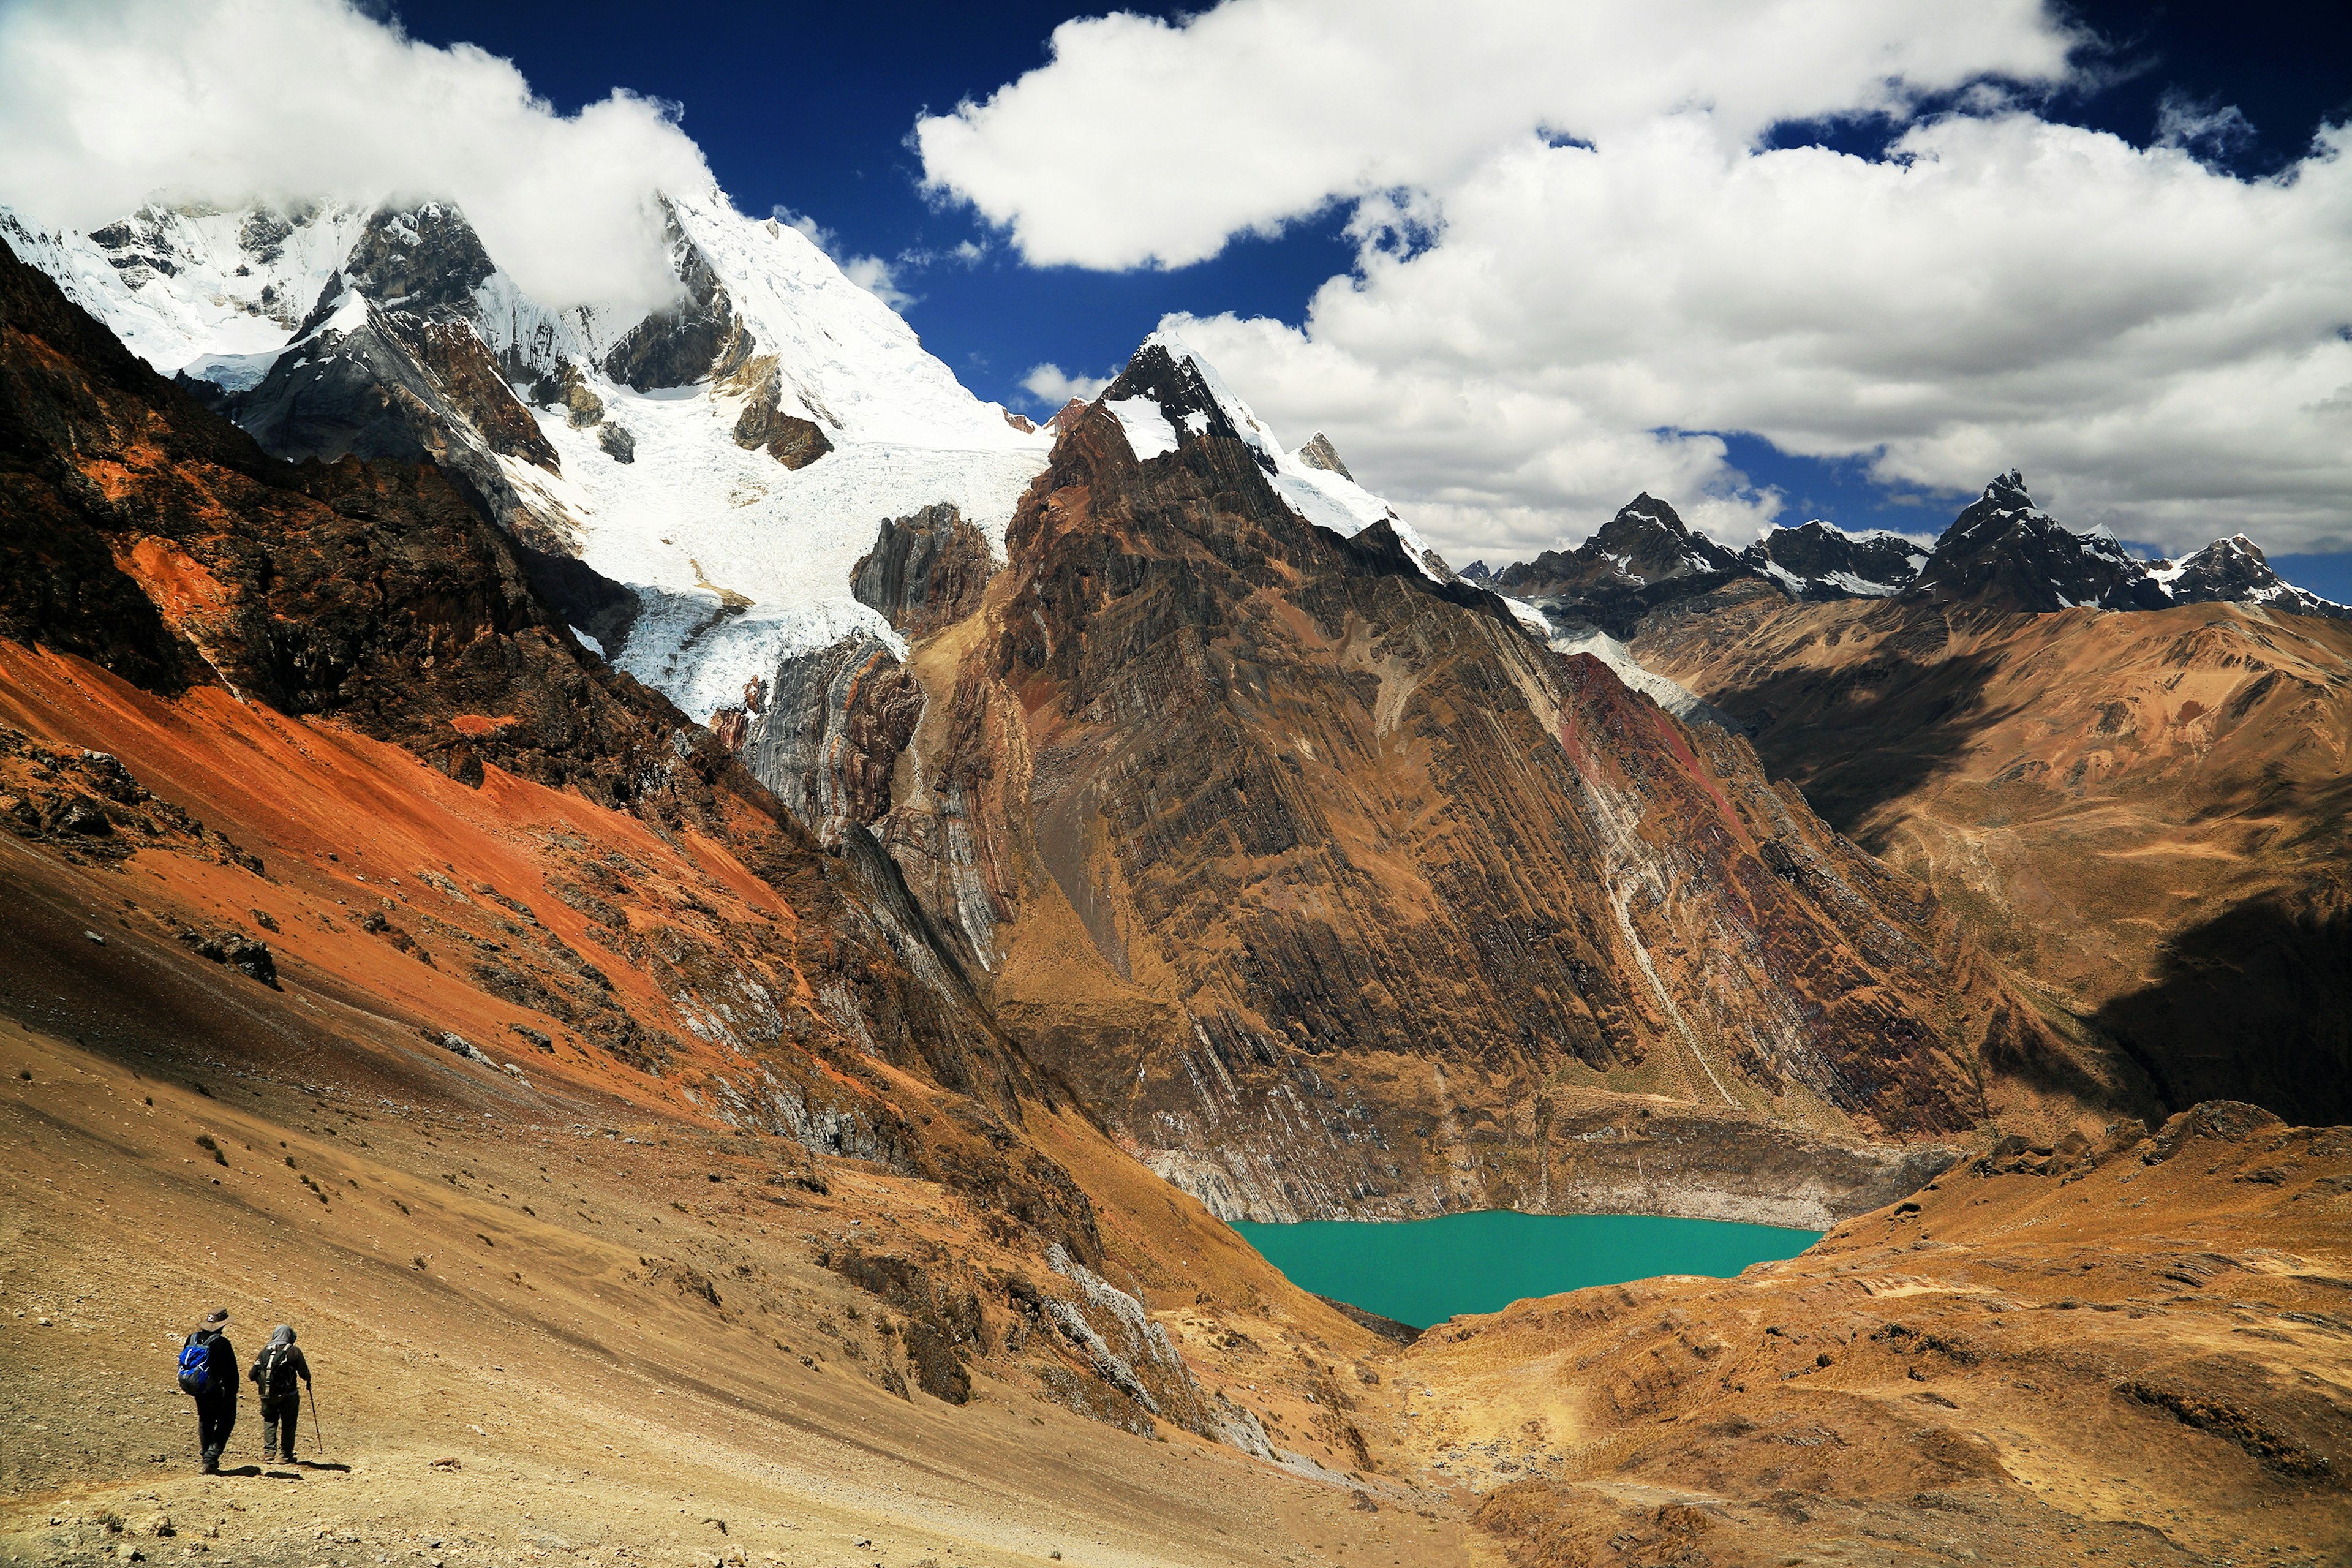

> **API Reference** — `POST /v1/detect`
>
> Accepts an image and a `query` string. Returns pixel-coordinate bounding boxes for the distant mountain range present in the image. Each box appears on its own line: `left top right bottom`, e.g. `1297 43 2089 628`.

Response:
1464 470 2346 636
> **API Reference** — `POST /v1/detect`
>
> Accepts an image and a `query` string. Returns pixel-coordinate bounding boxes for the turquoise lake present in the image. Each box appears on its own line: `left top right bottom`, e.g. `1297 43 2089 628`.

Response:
1230 1210 1822 1329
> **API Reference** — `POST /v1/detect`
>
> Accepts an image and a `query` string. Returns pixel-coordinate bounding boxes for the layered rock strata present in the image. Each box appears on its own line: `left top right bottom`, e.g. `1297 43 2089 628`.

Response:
815 361 2138 1221
851 503 994 638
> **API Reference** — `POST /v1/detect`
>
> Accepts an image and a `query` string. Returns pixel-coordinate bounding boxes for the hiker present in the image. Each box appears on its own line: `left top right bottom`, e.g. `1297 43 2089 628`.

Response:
176 1308 237 1474
248 1324 313 1464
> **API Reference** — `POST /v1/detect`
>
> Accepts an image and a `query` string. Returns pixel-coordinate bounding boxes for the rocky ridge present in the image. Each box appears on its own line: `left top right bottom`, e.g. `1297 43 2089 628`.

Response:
1490 472 2346 643
753 335 2147 1224
1632 581 2352 1128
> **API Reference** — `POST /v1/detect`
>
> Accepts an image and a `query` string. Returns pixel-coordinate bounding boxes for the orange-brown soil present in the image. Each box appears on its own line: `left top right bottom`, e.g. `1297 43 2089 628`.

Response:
0 643 1468 1565
1634 588 2352 1122
0 1013 1466 1568
1403 1101 2352 1566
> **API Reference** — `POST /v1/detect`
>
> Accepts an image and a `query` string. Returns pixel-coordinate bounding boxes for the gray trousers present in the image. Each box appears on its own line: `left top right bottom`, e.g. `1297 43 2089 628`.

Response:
260 1392 300 1460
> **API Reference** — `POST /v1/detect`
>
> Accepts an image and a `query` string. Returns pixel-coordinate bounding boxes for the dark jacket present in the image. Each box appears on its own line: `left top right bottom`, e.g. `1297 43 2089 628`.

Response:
249 1341 311 1401
190 1330 237 1402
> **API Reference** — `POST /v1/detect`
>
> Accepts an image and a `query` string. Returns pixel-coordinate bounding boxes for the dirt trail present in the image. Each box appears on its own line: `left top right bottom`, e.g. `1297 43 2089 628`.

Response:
0 1016 1473 1567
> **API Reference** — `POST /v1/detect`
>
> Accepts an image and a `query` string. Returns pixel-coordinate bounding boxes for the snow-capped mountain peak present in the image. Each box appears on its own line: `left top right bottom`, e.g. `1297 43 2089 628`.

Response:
1474 469 2345 622
1483 492 1741 604
4 187 1057 728
1740 518 1931 600
2147 531 2348 619
1090 328 1457 582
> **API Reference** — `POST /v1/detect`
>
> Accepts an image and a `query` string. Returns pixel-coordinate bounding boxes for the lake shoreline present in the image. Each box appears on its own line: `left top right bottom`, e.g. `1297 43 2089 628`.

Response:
1232 1209 1823 1329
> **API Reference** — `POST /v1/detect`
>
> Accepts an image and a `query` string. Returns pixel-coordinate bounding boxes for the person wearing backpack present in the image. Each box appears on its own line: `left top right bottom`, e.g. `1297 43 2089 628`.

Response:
248 1324 312 1464
176 1308 238 1473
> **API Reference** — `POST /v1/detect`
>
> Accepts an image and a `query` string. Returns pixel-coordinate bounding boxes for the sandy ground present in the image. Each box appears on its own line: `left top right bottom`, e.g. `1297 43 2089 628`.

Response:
1401 1106 2352 1566
0 1014 1477 1568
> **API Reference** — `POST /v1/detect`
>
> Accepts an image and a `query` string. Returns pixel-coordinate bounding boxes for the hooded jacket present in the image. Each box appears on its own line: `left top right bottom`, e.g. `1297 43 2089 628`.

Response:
249 1325 311 1401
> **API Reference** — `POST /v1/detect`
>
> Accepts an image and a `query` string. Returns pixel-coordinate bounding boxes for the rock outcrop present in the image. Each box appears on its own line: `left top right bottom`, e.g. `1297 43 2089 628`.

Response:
602 199 753 391
741 633 922 836
729 356 834 469
1294 431 1355 480
850 503 994 638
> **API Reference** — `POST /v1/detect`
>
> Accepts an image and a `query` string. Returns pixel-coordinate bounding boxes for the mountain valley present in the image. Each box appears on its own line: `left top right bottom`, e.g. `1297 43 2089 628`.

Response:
4 155 2349 1568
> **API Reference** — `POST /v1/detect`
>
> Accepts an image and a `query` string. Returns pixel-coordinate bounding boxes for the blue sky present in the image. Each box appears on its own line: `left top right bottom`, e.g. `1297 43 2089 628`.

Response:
372 2 2352 594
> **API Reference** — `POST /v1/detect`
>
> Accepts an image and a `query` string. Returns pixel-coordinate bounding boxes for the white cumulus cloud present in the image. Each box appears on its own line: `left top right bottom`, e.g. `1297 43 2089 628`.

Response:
1020 363 1114 407
917 0 2074 271
0 0 712 312
919 0 2352 560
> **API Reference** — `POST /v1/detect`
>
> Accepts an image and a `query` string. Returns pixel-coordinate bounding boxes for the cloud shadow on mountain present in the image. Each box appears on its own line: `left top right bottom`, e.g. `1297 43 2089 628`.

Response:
2091 894 2352 1126
1698 635 2026 848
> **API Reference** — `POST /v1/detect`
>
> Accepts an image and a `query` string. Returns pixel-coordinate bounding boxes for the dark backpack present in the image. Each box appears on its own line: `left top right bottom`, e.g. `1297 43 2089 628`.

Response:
176 1336 210 1396
257 1344 298 1400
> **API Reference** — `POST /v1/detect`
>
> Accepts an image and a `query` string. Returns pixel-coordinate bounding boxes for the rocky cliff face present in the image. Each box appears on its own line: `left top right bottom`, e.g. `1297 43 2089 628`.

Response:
741 631 922 835
791 352 2138 1223
851 503 994 638
0 238 1109 1266
601 199 752 393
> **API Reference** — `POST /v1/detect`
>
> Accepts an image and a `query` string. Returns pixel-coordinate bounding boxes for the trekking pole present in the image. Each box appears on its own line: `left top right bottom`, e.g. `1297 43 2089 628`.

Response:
309 1382 325 1461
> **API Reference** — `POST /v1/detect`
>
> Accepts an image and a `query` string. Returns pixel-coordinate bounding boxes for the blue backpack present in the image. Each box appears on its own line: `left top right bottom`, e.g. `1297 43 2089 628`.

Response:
176 1336 211 1396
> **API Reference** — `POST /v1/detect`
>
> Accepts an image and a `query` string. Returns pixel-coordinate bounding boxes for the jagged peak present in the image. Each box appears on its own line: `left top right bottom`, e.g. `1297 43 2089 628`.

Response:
1296 431 1354 481
2192 532 2267 563
1620 491 1685 528
287 270 368 342
1098 328 1452 583
1983 467 2031 505
1768 518 1922 546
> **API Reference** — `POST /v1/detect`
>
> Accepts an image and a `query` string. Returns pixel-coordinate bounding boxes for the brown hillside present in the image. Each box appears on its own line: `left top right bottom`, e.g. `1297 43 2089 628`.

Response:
1634 586 2352 1124
1409 1101 2352 1567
